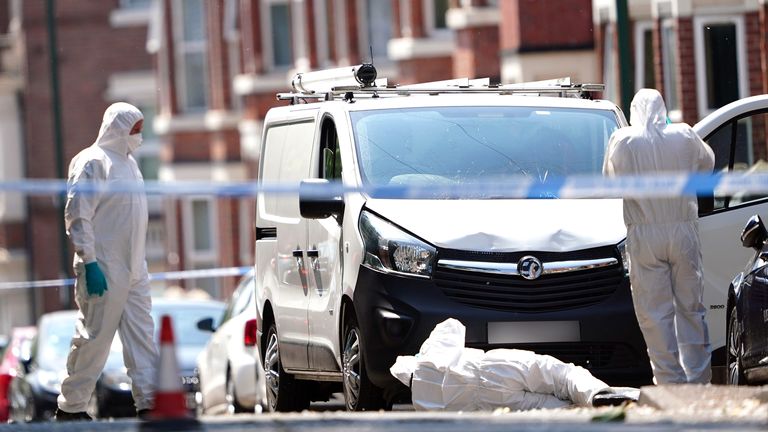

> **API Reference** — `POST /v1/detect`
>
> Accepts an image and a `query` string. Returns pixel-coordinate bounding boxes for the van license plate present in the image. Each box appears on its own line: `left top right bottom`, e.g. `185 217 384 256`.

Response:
487 321 580 344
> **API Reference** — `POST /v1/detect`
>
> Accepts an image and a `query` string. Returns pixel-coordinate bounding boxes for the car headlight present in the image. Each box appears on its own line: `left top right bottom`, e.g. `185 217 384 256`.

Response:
37 369 63 394
101 370 132 391
617 239 630 275
359 210 436 278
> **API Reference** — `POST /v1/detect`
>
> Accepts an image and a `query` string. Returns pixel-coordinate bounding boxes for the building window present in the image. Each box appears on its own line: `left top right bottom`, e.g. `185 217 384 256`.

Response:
661 19 679 118
694 15 746 117
362 0 392 62
634 21 656 91
224 0 243 110
182 197 219 296
173 0 208 111
424 0 450 35
262 0 293 69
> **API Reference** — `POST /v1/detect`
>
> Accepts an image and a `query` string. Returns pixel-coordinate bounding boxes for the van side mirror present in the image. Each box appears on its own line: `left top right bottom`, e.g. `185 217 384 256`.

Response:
299 179 344 220
740 215 767 249
196 317 216 332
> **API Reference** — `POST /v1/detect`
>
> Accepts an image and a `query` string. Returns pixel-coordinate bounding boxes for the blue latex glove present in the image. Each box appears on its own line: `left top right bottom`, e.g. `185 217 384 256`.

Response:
84 261 108 297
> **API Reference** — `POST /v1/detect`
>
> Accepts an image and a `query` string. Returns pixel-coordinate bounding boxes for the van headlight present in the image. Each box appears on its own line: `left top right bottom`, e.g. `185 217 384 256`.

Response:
359 210 436 278
617 239 630 275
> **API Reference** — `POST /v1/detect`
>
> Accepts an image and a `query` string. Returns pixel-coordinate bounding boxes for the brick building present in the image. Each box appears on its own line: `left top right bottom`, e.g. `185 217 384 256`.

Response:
0 0 162 330
594 0 768 124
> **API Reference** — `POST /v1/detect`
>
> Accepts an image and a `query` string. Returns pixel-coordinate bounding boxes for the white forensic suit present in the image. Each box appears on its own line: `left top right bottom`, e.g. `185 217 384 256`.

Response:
58 103 158 413
603 89 714 384
390 319 620 411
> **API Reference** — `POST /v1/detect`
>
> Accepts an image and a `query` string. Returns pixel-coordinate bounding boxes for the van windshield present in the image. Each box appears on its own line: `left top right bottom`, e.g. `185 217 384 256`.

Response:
351 106 619 196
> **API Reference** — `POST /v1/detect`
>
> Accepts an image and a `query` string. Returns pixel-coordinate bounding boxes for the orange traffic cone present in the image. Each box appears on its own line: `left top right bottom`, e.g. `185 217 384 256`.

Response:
141 314 200 430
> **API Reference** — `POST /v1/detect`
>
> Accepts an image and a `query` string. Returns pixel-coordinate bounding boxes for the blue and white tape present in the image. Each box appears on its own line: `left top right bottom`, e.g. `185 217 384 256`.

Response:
1 172 767 199
0 266 251 291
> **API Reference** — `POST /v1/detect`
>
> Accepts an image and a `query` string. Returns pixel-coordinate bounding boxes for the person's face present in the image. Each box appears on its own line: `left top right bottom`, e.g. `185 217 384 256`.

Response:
130 119 144 135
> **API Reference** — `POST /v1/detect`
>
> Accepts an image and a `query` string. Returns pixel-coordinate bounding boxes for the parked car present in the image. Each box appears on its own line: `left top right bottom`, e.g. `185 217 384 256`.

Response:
0 327 36 422
725 214 768 385
254 65 768 411
88 297 226 419
196 269 267 415
9 311 76 422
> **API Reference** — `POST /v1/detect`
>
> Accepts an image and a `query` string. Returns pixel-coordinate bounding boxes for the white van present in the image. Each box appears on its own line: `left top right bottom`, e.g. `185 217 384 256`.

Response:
254 65 768 411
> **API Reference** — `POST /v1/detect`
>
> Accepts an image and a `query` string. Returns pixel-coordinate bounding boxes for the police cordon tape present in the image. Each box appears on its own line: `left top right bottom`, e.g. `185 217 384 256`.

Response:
0 171 766 199
0 266 251 291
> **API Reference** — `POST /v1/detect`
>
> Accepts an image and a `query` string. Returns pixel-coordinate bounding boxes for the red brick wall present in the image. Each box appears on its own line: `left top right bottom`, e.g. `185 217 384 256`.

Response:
395 56 453 84
0 222 25 250
676 18 698 125
454 25 500 81
746 12 763 97
500 0 593 52
762 2 768 94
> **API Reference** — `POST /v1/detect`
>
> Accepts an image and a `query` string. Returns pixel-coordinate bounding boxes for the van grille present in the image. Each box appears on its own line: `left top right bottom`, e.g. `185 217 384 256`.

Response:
433 259 624 312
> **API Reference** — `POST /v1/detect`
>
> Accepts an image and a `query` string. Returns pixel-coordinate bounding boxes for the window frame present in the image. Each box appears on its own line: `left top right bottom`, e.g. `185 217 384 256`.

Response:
182 196 219 262
172 0 209 112
423 0 452 38
661 18 681 122
693 14 748 118
260 0 294 72
633 20 655 92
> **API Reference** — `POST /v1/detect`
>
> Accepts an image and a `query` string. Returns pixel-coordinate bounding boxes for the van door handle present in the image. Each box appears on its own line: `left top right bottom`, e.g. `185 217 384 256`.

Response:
292 249 303 267
306 250 320 271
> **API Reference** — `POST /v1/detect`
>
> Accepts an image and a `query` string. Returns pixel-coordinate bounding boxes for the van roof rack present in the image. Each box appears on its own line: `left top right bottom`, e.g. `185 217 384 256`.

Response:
276 65 605 104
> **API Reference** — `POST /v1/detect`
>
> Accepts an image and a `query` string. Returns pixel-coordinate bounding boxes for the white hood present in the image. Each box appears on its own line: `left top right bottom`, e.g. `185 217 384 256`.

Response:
364 198 626 251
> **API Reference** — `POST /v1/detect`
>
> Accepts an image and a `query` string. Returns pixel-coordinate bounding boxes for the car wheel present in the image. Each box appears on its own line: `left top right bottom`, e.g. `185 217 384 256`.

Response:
726 304 747 385
342 311 388 411
226 369 246 414
263 323 309 412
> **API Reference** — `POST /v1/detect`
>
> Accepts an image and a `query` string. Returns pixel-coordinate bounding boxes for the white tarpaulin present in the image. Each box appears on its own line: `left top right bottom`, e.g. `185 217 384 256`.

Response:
391 318 614 411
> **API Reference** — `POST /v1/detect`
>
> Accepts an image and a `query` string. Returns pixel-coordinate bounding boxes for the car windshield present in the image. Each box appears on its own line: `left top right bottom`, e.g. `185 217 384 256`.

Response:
150 303 224 347
351 106 619 197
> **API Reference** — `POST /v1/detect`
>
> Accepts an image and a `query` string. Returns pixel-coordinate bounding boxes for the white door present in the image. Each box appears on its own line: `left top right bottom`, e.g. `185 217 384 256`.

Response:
306 117 344 372
694 96 768 356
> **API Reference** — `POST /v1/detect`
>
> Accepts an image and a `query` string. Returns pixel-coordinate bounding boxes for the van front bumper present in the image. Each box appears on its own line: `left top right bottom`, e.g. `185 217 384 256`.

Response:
352 264 652 397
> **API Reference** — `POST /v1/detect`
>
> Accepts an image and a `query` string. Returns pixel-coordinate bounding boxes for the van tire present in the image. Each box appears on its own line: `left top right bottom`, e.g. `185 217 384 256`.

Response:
263 323 310 412
342 310 389 411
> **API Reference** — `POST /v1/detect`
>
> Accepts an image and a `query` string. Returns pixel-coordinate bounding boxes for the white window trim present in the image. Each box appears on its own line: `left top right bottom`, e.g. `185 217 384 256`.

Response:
661 18 681 122
172 0 209 112
261 0 294 72
356 0 396 66
182 196 219 263
634 20 654 92
315 0 331 67
693 14 748 118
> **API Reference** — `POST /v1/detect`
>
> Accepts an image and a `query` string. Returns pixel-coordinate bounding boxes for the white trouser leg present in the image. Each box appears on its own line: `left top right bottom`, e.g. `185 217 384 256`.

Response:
57 264 130 413
669 223 711 384
627 226 687 384
119 277 159 411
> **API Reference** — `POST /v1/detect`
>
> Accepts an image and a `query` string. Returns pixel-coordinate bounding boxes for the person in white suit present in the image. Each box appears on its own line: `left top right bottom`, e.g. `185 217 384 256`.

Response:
603 89 715 384
56 103 158 421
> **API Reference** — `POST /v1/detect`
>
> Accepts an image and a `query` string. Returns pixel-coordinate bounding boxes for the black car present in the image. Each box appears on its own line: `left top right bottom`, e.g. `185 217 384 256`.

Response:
727 215 768 385
9 310 77 422
89 297 225 418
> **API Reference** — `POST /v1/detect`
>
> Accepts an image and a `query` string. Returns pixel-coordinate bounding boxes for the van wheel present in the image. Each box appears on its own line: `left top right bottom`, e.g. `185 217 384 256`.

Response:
263 323 309 412
342 311 388 411
726 305 747 385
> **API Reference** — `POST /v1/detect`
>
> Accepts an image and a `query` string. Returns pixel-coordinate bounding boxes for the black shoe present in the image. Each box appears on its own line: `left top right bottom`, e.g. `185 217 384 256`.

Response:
137 408 152 419
592 388 639 407
55 408 93 421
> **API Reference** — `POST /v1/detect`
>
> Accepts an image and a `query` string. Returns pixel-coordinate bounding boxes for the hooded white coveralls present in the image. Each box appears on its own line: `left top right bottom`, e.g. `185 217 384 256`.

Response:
391 319 612 411
58 103 158 413
603 89 714 384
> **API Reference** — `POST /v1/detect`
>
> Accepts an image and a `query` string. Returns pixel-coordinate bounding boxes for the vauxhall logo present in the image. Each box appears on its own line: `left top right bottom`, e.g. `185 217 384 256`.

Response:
518 255 543 280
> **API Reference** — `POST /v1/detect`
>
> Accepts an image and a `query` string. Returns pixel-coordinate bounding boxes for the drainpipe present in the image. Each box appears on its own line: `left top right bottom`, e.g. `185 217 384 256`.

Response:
616 0 633 115
45 0 70 309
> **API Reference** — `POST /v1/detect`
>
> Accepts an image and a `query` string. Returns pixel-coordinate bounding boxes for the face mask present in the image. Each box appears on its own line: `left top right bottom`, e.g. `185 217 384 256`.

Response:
127 134 143 153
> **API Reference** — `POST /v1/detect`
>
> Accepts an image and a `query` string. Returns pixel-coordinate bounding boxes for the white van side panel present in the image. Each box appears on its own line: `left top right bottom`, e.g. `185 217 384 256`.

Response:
256 118 317 370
